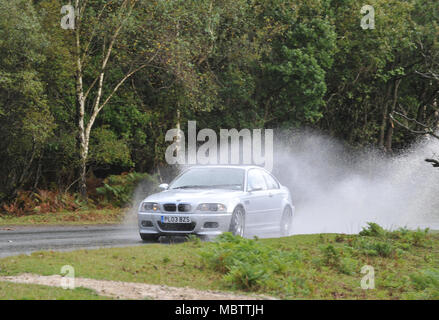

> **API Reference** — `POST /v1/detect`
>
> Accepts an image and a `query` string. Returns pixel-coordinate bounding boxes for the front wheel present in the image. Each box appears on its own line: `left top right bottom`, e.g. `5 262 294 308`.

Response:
280 206 293 237
229 206 245 237
140 234 160 242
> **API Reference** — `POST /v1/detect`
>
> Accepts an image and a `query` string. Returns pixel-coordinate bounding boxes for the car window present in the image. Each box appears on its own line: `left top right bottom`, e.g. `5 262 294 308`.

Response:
247 169 268 191
169 168 245 190
262 171 279 189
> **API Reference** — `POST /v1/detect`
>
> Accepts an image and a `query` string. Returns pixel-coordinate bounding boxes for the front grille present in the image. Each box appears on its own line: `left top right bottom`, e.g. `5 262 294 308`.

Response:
157 222 196 232
163 203 176 212
163 203 191 212
178 204 191 212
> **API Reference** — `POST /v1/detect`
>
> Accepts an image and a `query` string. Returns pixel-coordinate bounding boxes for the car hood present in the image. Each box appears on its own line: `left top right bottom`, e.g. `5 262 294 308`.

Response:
143 188 245 203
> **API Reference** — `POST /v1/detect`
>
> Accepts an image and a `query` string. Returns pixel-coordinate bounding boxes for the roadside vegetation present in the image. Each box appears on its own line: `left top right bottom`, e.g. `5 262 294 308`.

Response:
0 208 124 226
0 172 158 224
0 224 437 299
0 281 111 300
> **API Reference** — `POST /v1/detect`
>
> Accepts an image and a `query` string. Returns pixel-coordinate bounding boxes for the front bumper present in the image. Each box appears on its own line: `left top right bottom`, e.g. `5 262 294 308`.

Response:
138 212 233 236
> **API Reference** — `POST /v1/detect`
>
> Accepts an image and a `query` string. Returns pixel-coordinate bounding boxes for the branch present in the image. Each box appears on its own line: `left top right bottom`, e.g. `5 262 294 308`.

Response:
81 0 115 63
425 158 439 168
85 0 135 137
390 111 439 140
83 74 99 101
415 70 439 81
98 63 150 113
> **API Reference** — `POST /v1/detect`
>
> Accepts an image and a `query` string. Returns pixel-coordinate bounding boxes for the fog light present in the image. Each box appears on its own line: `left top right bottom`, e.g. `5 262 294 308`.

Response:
141 220 153 227
203 222 219 228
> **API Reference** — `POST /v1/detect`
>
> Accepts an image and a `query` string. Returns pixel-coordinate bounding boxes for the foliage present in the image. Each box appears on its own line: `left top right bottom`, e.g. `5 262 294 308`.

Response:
1 190 83 216
404 269 439 299
358 222 431 248
199 232 302 291
0 0 55 201
359 222 387 237
96 172 159 207
0 208 124 226
89 127 134 168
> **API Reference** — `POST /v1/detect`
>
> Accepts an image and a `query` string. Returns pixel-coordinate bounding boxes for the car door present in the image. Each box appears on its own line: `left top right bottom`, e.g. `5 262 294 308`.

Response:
261 170 284 227
243 169 270 230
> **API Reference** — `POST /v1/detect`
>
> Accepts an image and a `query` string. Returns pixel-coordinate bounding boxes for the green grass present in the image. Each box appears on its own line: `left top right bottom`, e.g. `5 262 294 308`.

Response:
0 208 125 226
0 223 437 299
0 281 112 300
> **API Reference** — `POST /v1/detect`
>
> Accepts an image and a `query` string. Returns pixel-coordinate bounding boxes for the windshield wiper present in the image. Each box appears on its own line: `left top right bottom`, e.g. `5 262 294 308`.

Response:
172 184 241 190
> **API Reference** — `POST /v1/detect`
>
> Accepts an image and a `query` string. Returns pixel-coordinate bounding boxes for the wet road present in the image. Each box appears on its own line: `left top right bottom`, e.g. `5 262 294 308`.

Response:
0 225 151 258
0 224 277 258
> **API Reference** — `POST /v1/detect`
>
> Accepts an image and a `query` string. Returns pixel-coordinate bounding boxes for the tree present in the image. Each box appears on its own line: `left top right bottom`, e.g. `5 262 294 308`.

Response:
0 0 55 200
69 0 163 198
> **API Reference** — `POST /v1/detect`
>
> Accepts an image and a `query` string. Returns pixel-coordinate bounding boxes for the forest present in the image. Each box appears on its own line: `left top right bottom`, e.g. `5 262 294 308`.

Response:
0 0 438 212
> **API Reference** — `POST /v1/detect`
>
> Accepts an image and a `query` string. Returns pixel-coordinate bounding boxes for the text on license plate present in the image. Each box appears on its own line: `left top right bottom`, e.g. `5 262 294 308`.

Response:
161 216 191 223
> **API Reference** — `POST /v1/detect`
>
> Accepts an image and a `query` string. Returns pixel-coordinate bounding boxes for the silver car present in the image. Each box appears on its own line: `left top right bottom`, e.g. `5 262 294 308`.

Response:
138 165 294 241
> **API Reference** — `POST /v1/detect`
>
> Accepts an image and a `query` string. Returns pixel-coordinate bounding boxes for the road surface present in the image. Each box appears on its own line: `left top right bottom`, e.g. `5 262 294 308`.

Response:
0 225 158 258
0 224 278 258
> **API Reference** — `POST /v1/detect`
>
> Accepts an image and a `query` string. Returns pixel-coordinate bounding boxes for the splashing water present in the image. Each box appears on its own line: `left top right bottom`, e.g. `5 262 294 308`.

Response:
274 130 439 234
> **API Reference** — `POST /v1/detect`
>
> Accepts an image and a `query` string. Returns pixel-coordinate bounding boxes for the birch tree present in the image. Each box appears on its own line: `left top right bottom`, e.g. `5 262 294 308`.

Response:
71 0 160 198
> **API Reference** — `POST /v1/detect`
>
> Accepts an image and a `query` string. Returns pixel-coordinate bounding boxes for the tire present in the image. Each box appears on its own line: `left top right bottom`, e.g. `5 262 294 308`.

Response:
140 234 160 242
229 206 245 237
280 206 293 237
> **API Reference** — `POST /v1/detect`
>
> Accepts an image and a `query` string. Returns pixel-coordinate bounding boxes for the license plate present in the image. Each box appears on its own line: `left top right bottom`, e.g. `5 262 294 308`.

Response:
161 216 191 223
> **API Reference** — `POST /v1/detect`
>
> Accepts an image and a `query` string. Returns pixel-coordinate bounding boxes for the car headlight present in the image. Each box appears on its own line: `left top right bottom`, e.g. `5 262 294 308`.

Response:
140 202 160 212
197 203 227 212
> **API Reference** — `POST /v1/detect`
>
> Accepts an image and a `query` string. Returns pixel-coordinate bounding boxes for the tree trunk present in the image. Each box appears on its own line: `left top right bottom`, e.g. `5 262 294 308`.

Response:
75 4 87 199
379 84 392 149
415 87 428 131
78 135 88 199
385 79 401 152
433 99 439 130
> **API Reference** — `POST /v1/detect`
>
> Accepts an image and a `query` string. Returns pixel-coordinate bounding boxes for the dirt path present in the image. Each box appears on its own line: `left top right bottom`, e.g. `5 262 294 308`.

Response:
0 274 274 300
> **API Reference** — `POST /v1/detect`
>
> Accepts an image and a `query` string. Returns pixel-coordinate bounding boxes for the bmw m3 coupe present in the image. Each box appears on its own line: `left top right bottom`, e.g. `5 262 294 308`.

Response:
138 165 294 241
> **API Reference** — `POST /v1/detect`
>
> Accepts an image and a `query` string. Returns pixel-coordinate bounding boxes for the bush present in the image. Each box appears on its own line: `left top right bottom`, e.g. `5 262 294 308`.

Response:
321 244 341 267
356 223 430 256
319 244 357 275
409 228 430 247
405 269 439 299
360 223 430 246
0 171 160 215
1 190 82 216
199 233 301 291
359 222 386 237
96 172 159 207
352 238 397 258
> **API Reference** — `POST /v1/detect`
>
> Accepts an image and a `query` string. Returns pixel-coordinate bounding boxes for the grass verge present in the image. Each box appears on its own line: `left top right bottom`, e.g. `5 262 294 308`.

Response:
0 223 437 299
0 208 125 226
0 281 111 300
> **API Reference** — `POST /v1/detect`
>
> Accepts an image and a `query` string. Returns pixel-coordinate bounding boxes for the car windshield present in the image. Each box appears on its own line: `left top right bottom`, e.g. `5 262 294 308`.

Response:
169 167 245 191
